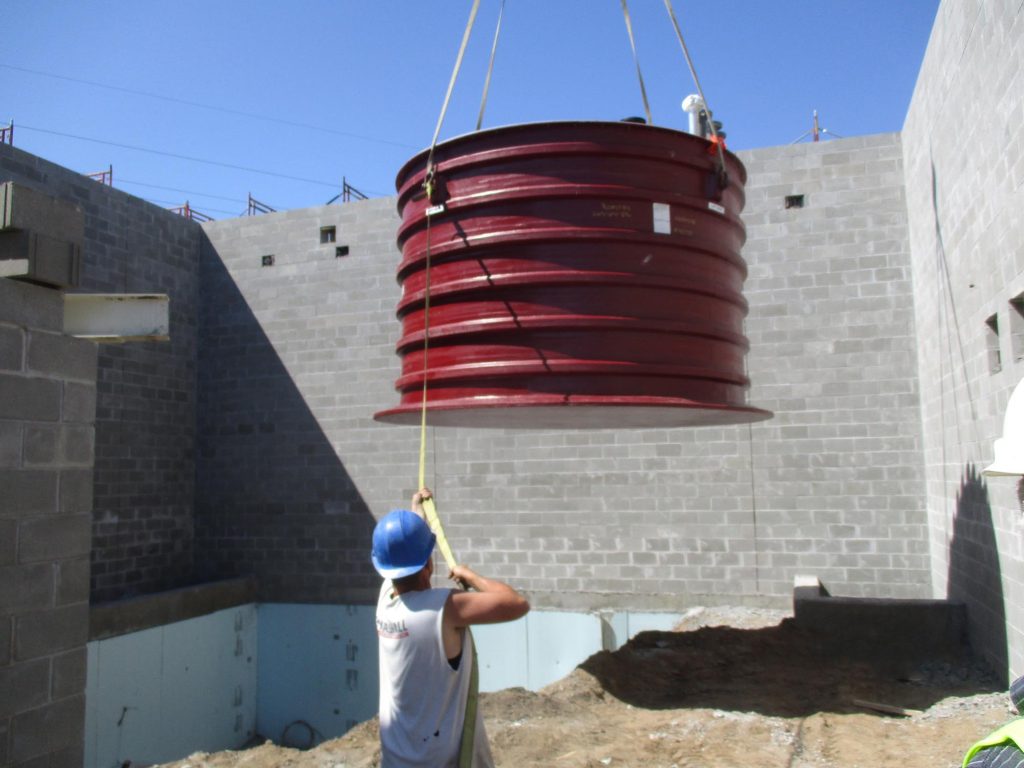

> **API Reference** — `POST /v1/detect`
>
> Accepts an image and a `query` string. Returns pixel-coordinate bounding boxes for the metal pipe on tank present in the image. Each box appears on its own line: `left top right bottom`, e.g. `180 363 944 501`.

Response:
682 95 705 136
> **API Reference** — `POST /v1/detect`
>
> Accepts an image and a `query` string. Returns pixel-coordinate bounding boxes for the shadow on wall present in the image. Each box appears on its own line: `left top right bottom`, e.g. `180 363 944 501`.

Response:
947 463 1007 686
194 234 379 604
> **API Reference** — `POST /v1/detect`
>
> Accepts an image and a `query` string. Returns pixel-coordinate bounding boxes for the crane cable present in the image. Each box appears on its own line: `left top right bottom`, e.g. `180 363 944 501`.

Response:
662 0 729 183
620 0 653 126
476 0 506 131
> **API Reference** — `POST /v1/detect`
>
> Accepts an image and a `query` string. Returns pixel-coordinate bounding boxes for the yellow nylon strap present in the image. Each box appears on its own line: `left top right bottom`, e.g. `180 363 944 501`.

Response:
417 198 457 572
421 497 457 571
457 634 480 766
417 210 433 494
419 8 482 763
419 0 482 566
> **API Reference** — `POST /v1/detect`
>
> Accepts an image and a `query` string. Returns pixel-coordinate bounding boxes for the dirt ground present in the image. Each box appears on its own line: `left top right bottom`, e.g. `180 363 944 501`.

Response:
158 608 1012 768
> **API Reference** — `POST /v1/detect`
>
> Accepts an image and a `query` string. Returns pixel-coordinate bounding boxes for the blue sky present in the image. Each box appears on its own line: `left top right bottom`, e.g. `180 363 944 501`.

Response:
2 1 939 217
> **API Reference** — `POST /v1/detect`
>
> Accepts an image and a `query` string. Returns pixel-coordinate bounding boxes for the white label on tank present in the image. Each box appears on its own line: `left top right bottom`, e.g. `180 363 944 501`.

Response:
708 202 726 214
653 203 671 234
425 204 446 217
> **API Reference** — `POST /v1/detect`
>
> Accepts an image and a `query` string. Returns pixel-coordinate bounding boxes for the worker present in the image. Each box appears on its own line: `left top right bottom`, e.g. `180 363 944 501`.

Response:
372 488 530 768
963 676 1024 767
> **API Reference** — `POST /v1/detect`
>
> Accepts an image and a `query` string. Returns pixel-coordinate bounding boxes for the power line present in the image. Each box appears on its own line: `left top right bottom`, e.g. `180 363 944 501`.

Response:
140 196 239 217
117 178 248 205
1 62 418 151
17 123 345 189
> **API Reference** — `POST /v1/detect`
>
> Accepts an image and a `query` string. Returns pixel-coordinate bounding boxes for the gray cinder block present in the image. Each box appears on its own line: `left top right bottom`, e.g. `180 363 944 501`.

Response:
0 520 15 565
0 228 82 289
8 695 85 764
55 557 89 606
0 375 61 422
0 469 58 515
0 423 21 467
26 332 96 382
57 469 93 514
0 563 54 614
0 618 10 666
0 277 63 330
13 604 88 661
17 514 91 564
61 382 96 424
0 325 23 371
51 647 87 700
0 658 50 718
0 182 84 244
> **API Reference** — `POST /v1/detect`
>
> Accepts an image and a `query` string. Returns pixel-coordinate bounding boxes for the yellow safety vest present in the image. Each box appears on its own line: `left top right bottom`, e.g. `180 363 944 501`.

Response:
963 719 1024 766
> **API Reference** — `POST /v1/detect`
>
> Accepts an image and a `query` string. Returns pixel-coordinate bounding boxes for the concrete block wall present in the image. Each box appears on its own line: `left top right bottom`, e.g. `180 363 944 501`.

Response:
902 0 1024 679
200 133 931 610
0 144 203 603
737 134 929 600
197 202 396 604
1 278 95 768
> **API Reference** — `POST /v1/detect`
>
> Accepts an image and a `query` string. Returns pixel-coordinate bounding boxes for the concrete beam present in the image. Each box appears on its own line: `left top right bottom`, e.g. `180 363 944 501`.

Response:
89 577 257 641
63 293 170 342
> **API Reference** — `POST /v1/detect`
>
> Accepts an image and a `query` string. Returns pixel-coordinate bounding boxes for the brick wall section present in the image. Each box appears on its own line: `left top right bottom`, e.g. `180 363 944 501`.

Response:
902 0 1024 679
200 134 930 609
0 144 203 602
0 278 95 768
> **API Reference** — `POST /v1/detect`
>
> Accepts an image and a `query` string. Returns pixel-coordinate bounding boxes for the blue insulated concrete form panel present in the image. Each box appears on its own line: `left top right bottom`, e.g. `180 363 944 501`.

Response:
473 610 683 692
256 604 378 745
84 606 257 768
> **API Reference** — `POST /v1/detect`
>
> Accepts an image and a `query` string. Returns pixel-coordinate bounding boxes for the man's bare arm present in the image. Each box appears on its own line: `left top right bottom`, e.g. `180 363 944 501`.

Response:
445 565 530 628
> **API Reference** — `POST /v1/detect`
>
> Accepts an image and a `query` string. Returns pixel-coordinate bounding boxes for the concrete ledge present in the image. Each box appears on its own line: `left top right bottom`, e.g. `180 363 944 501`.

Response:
792 575 968 670
89 577 257 641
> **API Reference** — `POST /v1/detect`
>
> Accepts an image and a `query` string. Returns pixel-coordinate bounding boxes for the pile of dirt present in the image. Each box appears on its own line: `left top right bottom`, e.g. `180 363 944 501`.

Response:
158 608 1010 768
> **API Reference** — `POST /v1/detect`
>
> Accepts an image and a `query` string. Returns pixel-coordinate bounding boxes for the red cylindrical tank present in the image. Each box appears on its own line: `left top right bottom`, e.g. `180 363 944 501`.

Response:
374 121 771 428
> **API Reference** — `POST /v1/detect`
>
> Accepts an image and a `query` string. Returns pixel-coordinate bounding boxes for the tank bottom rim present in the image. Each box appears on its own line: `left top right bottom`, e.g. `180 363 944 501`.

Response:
373 397 773 429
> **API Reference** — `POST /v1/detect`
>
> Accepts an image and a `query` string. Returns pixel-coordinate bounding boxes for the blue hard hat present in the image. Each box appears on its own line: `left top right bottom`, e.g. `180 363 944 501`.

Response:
371 509 436 579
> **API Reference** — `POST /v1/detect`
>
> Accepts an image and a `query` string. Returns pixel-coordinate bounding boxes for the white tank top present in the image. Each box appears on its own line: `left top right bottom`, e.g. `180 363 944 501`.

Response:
376 581 494 768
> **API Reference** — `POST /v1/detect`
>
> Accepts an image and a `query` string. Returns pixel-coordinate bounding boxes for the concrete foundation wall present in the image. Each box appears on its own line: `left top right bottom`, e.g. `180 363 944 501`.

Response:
0 144 203 603
1 278 95 768
199 132 930 610
901 0 1024 680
